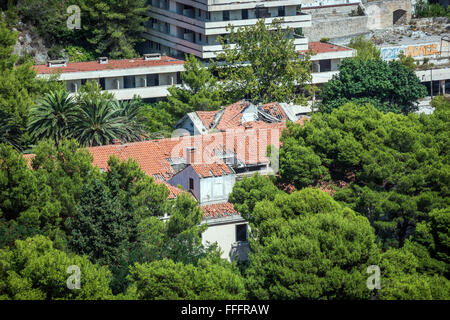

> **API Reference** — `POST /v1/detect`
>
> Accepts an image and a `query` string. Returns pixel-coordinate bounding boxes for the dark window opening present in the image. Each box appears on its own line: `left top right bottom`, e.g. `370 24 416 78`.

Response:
147 74 159 86
189 178 194 190
242 9 248 19
223 10 230 21
278 6 285 17
319 59 332 72
236 224 247 242
255 7 270 19
99 78 106 90
123 76 136 89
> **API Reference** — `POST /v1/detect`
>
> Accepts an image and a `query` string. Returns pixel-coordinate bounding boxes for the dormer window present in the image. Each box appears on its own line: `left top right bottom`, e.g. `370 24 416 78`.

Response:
98 57 109 64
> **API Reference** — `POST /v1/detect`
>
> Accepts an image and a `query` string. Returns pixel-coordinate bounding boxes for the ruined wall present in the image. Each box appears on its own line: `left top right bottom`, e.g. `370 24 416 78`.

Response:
302 3 368 41
302 0 412 42
303 16 369 41
365 0 412 30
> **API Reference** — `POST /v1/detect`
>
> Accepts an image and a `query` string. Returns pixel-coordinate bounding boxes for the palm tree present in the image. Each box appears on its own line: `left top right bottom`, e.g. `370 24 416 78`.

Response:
28 90 77 143
116 98 147 141
70 98 130 147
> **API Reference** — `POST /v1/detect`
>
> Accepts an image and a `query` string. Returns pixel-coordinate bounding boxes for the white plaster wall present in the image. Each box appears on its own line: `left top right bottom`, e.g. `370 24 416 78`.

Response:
200 174 236 204
202 221 248 260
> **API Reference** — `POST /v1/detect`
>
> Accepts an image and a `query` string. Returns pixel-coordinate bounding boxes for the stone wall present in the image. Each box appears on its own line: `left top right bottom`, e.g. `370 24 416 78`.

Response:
303 15 369 41
302 4 368 42
365 0 412 30
302 0 412 42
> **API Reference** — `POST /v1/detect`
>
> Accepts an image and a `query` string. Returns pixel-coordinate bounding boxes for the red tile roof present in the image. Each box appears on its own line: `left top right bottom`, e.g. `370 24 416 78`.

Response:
33 55 184 74
88 138 183 180
196 111 218 129
154 178 186 199
260 102 287 120
87 127 283 181
201 202 240 219
300 42 353 55
191 163 231 178
203 100 290 132
215 100 250 131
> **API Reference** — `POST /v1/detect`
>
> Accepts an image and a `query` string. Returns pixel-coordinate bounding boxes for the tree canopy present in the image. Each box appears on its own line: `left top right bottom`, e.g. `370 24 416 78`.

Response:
279 101 449 250
0 235 113 300
244 188 380 299
216 19 312 104
320 58 427 114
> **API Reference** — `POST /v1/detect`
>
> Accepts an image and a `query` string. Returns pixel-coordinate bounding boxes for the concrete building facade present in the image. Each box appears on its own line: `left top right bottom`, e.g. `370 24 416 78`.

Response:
143 0 312 59
34 54 185 101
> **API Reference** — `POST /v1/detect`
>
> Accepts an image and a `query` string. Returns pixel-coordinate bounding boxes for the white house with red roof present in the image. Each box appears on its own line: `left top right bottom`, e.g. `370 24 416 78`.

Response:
33 53 185 101
85 132 279 260
168 161 236 205
300 41 355 84
84 122 294 260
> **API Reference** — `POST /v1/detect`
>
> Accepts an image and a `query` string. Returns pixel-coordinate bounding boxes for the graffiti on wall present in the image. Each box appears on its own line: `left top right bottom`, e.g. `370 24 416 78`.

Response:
380 42 448 60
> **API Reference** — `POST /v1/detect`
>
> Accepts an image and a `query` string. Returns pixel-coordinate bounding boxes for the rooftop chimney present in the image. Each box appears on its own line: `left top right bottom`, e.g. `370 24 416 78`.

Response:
112 139 121 145
98 57 109 64
186 147 196 164
143 53 161 61
47 59 67 68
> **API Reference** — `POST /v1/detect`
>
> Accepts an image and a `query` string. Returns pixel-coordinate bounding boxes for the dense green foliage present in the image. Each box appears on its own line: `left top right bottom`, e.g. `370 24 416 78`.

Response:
79 0 149 59
1 5 449 300
228 174 283 223
280 102 449 249
348 36 381 61
230 171 450 299
0 18 62 150
216 19 312 104
127 257 247 300
0 140 241 297
0 235 113 300
10 0 149 59
414 0 450 18
29 84 147 147
245 188 381 299
155 54 224 124
320 59 427 114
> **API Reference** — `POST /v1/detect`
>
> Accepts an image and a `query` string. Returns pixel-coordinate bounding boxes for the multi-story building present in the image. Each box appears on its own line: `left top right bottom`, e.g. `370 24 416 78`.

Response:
34 53 184 101
143 0 312 59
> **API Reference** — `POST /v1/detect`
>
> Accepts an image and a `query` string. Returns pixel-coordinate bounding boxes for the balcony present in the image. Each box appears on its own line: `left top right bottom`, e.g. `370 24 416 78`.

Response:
106 85 180 100
148 7 312 35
